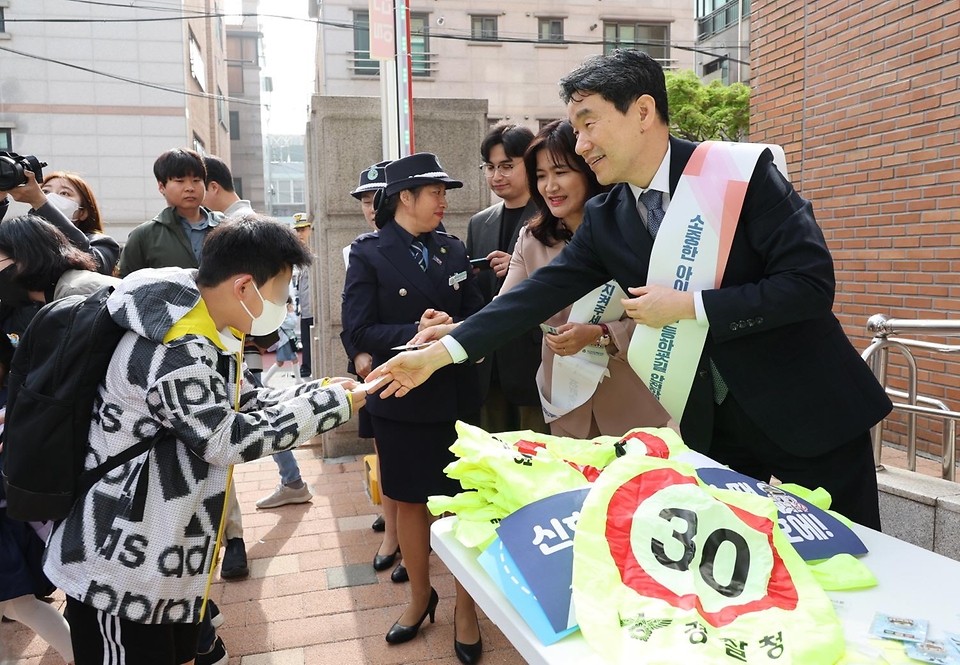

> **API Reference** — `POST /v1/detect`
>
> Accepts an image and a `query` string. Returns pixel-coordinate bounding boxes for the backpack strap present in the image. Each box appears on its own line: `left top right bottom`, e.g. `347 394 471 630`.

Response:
75 352 235 518
75 430 166 500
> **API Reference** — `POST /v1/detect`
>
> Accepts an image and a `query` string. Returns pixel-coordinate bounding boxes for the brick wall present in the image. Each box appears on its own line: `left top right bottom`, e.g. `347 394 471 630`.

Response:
752 0 960 456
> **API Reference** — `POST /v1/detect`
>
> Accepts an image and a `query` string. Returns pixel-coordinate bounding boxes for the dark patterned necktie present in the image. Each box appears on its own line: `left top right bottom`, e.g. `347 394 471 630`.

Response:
410 239 428 272
638 189 665 239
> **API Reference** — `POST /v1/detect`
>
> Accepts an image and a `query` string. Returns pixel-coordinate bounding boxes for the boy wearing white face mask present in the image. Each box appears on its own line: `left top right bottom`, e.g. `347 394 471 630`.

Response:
43 216 369 665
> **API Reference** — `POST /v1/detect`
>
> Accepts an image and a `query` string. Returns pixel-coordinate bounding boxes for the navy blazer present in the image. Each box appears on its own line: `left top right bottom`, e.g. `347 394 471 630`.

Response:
450 137 891 455
343 220 484 423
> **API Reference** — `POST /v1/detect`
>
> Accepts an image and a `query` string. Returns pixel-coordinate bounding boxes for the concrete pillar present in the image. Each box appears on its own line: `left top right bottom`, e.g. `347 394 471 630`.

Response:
305 95 489 457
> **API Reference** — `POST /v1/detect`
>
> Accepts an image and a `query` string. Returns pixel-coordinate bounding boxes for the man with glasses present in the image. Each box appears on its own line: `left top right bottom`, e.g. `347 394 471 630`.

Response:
465 123 548 434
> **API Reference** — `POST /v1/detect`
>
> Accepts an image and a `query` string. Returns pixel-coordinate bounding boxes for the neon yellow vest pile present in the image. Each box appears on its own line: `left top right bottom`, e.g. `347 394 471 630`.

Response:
572 454 846 664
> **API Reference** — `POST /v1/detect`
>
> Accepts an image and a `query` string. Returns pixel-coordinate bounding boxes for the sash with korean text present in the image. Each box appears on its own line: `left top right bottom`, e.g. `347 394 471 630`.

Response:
627 142 788 420
537 281 628 423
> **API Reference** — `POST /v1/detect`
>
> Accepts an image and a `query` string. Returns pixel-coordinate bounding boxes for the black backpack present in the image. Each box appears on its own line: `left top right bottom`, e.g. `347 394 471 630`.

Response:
1 286 161 522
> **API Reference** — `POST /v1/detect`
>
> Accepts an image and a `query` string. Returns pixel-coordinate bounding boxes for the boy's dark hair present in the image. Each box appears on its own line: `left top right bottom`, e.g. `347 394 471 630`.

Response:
153 148 207 186
202 155 235 192
480 123 535 162
0 214 97 291
559 49 670 125
197 215 312 287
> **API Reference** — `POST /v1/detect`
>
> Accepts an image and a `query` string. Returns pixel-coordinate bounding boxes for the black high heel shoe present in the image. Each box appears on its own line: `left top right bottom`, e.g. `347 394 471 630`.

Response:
391 562 408 583
454 607 483 664
385 587 439 644
373 546 400 571
371 515 385 532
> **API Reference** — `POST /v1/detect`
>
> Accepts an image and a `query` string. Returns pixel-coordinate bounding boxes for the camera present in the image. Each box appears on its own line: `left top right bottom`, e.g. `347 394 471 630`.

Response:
0 151 47 191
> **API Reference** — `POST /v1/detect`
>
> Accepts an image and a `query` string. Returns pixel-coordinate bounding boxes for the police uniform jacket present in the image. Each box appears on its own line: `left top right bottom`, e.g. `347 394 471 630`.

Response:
343 220 484 423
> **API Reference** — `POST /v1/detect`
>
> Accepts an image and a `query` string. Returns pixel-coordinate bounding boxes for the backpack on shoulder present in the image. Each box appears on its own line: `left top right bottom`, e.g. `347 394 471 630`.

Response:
1 285 160 522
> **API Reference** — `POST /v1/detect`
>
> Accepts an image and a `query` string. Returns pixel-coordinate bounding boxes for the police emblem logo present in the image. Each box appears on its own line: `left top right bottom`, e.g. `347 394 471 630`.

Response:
367 167 379 181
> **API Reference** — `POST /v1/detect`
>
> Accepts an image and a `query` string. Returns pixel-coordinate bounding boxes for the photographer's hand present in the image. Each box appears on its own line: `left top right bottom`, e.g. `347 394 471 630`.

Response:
2 170 47 210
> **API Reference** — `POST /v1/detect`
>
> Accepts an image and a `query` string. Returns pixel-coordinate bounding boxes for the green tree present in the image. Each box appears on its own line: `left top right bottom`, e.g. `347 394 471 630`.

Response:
665 70 750 142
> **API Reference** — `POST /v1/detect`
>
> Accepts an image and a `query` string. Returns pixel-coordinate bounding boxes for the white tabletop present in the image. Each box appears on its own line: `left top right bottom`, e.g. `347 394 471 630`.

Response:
432 516 960 665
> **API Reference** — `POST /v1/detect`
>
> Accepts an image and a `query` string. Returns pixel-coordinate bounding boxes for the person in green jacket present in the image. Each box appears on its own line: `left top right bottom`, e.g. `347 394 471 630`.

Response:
118 148 224 277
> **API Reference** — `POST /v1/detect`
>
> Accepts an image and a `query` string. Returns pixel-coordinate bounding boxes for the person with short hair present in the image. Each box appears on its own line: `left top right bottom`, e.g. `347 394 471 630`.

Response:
291 214 314 379
119 148 220 277
343 154 484 663
201 155 254 219
467 123 547 435
372 49 892 530
200 156 314 514
341 161 407 583
43 215 366 665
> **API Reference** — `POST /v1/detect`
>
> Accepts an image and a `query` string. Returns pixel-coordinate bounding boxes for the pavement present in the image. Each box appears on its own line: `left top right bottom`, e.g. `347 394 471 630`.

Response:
1 366 953 663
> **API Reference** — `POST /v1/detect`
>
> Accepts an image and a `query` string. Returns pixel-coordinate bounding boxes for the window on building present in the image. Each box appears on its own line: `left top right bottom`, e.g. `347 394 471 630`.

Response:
227 35 258 63
189 30 206 91
269 143 305 163
0 8 6 34
217 86 227 129
471 15 498 41
697 0 742 38
409 14 431 77
229 111 241 140
603 22 669 64
538 18 564 43
0 128 11 151
272 180 305 205
227 65 244 93
193 133 206 156
353 12 431 77
234 177 243 199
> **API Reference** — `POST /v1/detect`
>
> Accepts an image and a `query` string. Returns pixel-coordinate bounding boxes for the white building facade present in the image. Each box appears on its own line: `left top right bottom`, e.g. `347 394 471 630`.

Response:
0 0 231 241
313 0 696 127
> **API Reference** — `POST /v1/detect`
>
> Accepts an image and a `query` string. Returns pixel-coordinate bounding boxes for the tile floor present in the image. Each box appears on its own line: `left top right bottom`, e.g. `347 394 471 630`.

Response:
2 370 954 663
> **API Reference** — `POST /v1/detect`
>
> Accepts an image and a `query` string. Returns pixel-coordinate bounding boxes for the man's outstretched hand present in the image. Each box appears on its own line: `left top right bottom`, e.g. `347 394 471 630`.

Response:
366 342 455 398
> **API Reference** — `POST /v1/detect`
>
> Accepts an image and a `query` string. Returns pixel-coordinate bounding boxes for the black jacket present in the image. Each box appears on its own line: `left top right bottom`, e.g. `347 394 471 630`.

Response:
450 137 891 455
343 221 484 423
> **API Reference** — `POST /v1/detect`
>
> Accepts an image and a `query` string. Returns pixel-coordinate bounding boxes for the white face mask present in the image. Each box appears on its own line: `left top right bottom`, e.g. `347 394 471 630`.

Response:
45 192 80 222
239 282 287 336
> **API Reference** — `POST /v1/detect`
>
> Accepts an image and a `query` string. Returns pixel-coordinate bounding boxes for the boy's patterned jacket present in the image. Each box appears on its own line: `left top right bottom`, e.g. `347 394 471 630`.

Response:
44 268 353 624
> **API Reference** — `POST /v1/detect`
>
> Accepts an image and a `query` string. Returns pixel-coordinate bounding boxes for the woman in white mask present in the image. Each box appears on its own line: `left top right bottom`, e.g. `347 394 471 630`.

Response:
41 172 120 276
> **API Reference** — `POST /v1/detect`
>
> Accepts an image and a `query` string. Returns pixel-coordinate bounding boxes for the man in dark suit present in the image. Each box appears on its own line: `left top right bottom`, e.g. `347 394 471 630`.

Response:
371 50 891 529
466 124 547 433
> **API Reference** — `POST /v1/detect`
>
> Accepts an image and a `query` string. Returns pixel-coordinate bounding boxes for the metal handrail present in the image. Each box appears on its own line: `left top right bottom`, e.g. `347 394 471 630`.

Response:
863 314 960 481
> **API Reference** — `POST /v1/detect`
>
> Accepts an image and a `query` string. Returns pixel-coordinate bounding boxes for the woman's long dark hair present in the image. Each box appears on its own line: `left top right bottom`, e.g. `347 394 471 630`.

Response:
524 120 606 247
0 214 97 291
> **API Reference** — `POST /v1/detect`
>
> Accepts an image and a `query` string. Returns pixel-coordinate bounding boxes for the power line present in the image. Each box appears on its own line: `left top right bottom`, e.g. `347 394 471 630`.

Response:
17 4 748 64
0 44 261 106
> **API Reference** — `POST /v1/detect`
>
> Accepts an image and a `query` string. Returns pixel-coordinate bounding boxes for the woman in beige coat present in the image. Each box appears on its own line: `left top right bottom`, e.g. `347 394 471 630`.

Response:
500 120 671 439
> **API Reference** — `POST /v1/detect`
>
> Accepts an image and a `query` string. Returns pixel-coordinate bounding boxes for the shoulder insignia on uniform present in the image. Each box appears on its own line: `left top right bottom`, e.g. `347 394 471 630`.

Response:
355 231 379 242
435 230 461 241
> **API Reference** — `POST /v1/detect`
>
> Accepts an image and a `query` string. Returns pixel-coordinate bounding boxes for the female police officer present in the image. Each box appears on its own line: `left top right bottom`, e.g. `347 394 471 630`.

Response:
342 153 484 663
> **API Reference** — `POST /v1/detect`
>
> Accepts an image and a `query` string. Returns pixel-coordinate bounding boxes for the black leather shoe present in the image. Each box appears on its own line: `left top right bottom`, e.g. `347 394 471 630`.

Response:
454 608 483 664
371 515 385 532
385 588 438 644
391 562 408 583
220 538 249 579
373 546 400 571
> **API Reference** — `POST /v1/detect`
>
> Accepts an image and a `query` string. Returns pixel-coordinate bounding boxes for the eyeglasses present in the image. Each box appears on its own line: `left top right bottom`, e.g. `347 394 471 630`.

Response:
481 162 518 177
